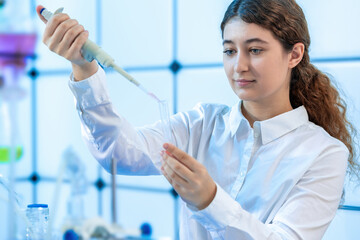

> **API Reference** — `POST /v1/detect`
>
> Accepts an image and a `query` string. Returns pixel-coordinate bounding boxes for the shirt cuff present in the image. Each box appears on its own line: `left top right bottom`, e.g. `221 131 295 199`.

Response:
190 182 241 231
68 66 110 109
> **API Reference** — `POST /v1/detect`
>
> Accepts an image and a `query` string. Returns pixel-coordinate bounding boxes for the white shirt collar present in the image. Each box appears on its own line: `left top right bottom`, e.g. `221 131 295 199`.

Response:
229 101 245 136
229 101 309 144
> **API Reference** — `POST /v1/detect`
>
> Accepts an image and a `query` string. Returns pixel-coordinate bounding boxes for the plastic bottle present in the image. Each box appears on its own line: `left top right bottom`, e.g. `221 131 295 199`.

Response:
26 204 49 240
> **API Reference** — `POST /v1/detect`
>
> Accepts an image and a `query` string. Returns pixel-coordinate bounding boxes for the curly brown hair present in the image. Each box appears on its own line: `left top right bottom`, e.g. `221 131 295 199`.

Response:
221 0 359 180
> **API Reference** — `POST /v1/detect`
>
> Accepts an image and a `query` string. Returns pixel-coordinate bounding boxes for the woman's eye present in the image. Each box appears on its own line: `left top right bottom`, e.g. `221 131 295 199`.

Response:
223 49 235 56
250 48 262 55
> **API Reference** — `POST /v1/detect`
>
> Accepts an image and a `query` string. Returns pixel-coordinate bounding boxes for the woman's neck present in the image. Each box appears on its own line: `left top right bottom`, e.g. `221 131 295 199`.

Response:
242 100 293 127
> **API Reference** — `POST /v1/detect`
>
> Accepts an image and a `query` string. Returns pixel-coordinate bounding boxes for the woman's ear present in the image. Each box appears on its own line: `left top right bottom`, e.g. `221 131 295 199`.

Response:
289 43 305 69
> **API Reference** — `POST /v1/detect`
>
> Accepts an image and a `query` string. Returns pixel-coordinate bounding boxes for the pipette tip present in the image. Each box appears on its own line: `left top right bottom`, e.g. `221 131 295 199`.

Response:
148 92 161 102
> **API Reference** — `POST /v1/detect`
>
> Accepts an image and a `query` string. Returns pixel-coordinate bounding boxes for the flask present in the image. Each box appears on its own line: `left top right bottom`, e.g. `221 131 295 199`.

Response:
26 204 49 240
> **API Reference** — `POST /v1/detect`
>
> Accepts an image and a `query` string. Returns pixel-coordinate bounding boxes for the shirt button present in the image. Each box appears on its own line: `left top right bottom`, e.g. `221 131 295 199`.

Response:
240 171 245 177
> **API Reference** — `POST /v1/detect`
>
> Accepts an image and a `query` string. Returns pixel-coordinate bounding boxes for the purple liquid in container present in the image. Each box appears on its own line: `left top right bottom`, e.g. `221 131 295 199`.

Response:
0 33 37 67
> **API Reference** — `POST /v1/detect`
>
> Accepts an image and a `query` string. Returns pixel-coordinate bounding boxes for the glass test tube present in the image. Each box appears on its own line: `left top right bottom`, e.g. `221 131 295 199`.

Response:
158 100 174 145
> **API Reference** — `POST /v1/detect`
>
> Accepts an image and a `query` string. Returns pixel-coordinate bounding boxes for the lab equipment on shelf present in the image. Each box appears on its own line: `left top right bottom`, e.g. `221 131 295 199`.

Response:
0 0 37 239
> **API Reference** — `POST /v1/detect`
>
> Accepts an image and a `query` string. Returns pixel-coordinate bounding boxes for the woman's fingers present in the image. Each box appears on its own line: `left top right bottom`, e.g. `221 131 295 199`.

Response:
65 30 89 61
162 151 193 181
57 24 85 56
163 143 200 172
36 8 89 65
48 19 80 53
161 144 217 210
162 169 183 195
162 155 190 187
43 13 70 45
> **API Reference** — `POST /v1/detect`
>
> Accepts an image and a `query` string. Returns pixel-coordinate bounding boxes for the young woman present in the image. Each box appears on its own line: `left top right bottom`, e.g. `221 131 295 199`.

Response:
37 0 358 239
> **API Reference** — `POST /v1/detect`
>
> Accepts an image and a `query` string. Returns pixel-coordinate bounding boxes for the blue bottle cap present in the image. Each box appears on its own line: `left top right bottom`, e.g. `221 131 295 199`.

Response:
27 204 48 208
140 222 152 236
64 229 79 240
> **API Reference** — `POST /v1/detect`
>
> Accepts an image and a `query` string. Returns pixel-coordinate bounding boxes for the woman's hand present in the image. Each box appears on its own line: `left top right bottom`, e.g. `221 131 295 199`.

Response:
36 5 98 80
161 143 217 210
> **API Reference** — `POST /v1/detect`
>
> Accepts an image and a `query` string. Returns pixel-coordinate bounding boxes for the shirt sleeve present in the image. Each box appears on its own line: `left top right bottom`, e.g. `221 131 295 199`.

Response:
190 144 349 240
68 66 162 175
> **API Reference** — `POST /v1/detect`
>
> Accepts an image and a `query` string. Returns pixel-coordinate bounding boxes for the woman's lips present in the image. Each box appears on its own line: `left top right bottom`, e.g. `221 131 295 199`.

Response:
234 79 255 87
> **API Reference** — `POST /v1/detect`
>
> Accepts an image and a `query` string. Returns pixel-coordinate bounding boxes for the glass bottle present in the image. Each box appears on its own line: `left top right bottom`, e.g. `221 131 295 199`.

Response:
26 204 49 240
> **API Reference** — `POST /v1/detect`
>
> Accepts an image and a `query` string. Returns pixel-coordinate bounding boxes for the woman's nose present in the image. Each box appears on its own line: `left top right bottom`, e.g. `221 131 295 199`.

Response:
234 53 249 73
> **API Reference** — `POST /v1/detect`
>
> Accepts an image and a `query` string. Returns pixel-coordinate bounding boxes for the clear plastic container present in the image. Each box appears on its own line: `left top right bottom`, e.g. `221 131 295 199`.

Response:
26 204 49 240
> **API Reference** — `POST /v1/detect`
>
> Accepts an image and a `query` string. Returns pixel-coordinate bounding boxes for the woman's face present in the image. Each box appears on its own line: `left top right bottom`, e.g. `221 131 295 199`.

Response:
223 18 292 105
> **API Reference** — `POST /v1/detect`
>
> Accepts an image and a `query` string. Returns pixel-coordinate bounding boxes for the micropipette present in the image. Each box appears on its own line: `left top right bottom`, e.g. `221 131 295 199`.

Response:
40 7 160 102
40 7 176 153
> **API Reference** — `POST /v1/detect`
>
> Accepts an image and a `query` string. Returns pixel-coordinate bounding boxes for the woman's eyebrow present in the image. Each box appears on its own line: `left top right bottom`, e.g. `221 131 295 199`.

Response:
245 38 269 45
222 39 234 45
223 38 269 45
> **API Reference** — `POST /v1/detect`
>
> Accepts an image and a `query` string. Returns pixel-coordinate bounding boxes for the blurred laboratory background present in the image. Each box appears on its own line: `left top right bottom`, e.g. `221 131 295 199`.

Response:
0 0 359 239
